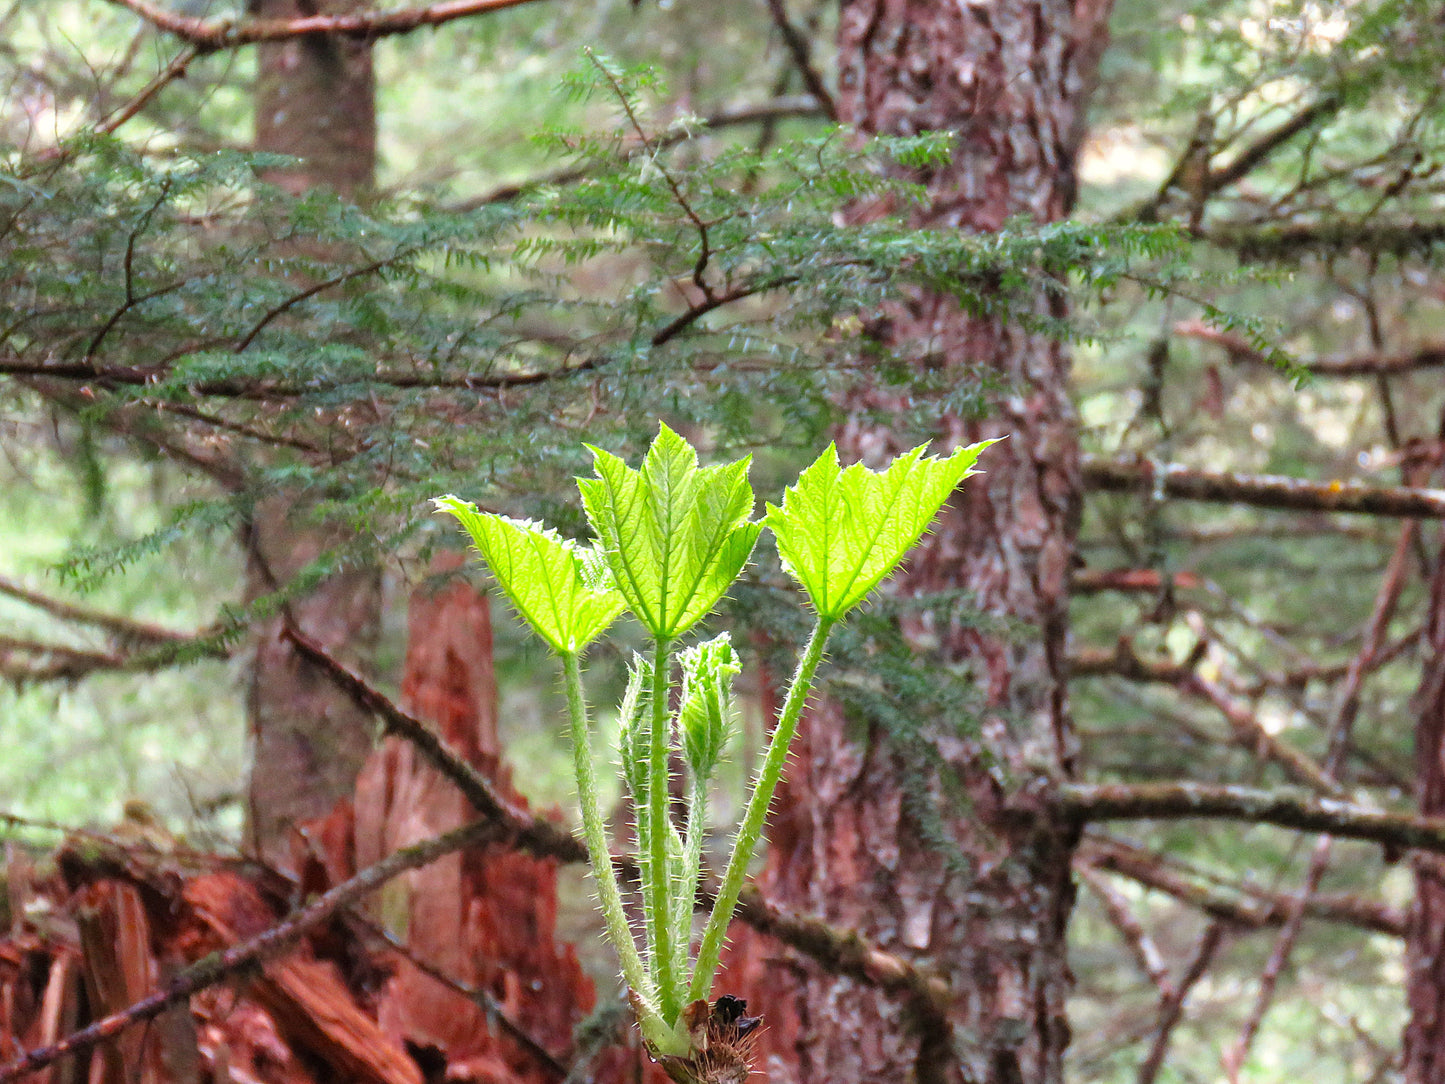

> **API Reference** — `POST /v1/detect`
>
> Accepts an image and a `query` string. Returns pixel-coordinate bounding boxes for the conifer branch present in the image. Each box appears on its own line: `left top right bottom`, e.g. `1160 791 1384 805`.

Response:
452 97 827 209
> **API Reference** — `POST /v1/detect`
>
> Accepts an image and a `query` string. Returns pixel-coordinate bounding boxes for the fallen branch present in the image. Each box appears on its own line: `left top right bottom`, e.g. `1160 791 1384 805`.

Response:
282 622 588 865
1059 781 1445 852
1082 456 1445 518
0 817 499 1083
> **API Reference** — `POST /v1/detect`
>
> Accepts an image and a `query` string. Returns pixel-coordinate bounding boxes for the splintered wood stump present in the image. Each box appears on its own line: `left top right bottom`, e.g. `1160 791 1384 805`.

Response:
182 872 421 1084
351 567 600 1083
75 879 200 1084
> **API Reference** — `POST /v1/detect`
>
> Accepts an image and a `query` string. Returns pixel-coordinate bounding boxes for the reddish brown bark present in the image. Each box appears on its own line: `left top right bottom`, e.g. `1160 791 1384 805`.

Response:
1406 541 1445 1082
723 3 1104 1082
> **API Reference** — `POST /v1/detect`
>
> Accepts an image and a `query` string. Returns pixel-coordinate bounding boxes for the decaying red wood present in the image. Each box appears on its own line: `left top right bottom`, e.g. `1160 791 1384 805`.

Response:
353 568 598 1083
74 879 188 1084
182 872 422 1084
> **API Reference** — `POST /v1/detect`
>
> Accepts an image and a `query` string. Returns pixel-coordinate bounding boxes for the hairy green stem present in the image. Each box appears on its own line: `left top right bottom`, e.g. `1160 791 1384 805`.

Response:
561 652 655 1011
688 615 836 1004
676 772 707 971
648 636 679 1020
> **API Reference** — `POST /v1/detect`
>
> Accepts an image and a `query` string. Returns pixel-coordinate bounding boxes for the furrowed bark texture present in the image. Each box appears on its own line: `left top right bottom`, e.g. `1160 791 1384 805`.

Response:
1406 531 1445 1083
725 3 1102 1083
244 0 381 864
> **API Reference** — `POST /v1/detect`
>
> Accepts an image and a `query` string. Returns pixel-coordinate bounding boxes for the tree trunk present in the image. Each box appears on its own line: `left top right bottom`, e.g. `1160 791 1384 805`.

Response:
1406 528 1445 1083
244 0 380 865
254 0 376 199
724 3 1108 1082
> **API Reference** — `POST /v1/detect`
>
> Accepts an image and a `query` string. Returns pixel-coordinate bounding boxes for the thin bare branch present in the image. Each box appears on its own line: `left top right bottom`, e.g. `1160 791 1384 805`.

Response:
102 0 553 51
94 45 201 137
1184 673 1342 796
1081 835 1404 936
1068 638 1204 684
763 0 837 120
1071 569 1203 594
0 574 198 643
1083 456 1445 518
1223 836 1332 1082
1058 781 1445 853
1136 922 1229 1084
1177 319 1445 377
1078 864 1174 995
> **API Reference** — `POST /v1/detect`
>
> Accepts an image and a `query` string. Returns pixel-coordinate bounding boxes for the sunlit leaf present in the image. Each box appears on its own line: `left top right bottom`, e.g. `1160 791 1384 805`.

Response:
434 496 625 655
578 423 761 640
764 439 998 620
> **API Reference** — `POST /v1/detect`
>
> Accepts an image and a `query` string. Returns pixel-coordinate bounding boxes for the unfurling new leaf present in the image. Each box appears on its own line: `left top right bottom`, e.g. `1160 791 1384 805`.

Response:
677 633 739 782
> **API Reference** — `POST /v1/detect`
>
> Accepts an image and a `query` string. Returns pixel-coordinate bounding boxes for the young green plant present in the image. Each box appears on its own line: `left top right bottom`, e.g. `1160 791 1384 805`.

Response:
436 425 994 1077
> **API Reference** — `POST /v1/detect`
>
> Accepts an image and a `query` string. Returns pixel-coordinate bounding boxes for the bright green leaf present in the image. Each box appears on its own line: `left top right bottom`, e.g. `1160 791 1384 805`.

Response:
434 496 625 655
577 424 761 640
763 439 998 620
